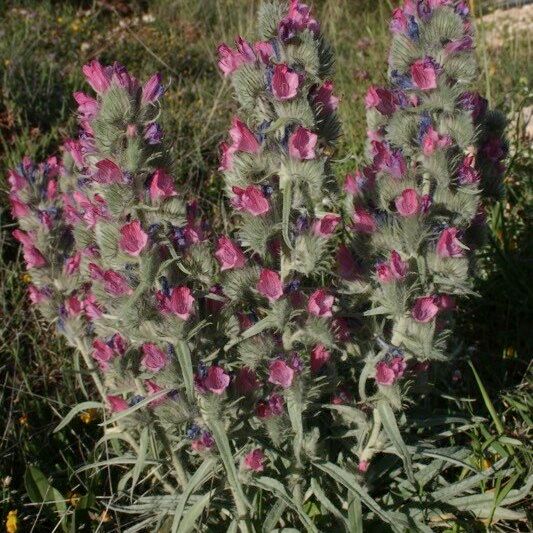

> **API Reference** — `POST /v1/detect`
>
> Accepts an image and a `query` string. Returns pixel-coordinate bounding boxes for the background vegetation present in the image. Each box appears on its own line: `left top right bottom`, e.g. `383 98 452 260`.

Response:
0 0 531 531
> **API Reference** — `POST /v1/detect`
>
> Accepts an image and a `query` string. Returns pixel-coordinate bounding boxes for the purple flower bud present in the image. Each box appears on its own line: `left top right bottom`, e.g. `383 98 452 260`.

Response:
144 123 163 145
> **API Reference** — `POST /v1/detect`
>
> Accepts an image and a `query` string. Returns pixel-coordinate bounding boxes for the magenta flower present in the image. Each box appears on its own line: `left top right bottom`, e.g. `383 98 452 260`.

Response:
311 344 331 374
235 367 259 395
218 141 235 171
229 117 261 154
336 244 360 281
254 41 274 63
351 207 376 233
12 230 46 269
73 91 99 120
390 250 408 278
93 159 122 184
435 293 456 312
256 394 285 418
107 395 129 413
149 169 177 201
308 289 334 317
103 270 132 296
191 431 215 452
231 185 269 216
119 220 148 256
92 339 115 370
141 343 168 373
422 126 452 156
311 80 339 114
457 155 480 185
365 86 397 116
412 296 439 323
7 169 27 193
395 189 420 217
159 286 195 320
82 292 103 320
411 57 438 90
145 379 168 407
9 196 29 218
203 366 230 395
28 285 49 305
65 294 83 317
64 139 85 168
215 236 246 271
243 448 265 472
375 356 406 386
272 64 300 100
141 73 164 104
82 59 111 94
288 127 318 160
390 8 408 33
257 269 283 302
217 38 255 76
279 0 320 40
436 227 464 258
312 213 341 237
445 35 473 54
268 359 294 389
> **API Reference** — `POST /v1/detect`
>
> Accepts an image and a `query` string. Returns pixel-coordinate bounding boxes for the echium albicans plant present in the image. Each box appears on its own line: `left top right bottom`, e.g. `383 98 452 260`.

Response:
343 0 507 482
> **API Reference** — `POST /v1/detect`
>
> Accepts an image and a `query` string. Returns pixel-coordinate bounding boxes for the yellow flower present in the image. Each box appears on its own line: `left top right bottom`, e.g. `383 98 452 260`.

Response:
6 510 18 533
20 273 32 283
79 408 98 424
19 414 28 427
68 492 81 507
4 59 11 67
99 510 111 523
481 458 492 470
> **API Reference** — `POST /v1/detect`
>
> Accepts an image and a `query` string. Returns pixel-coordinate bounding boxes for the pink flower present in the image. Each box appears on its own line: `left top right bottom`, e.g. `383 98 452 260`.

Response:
308 289 334 317
358 460 369 473
457 155 480 185
119 220 148 256
422 126 452 156
243 448 265 472
28 285 49 305
103 270 132 296
257 269 283 302
92 339 115 370
312 213 341 237
235 367 259 395
149 169 177 201
82 59 111 93
436 227 464 258
390 8 408 33
7 169 27 193
352 207 376 233
9 195 29 218
64 252 81 276
218 141 235 171
435 293 456 311
395 189 420 217
411 57 438 90
107 395 129 412
93 159 122 184
268 359 294 388
169 286 195 319
336 244 360 281
191 432 215 452
312 80 339 114
412 296 439 323
231 185 270 216
83 292 103 319
12 230 46 269
64 139 85 168
365 86 397 116
390 250 408 278
271 64 300 100
217 39 255 76
279 0 320 40
254 41 274 63
73 91 99 119
145 379 167 407
65 295 83 316
288 127 317 160
375 356 406 386
203 366 230 395
141 343 168 372
311 344 330 374
215 236 246 271
257 394 285 418
229 117 261 154
445 35 473 54
141 73 164 104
